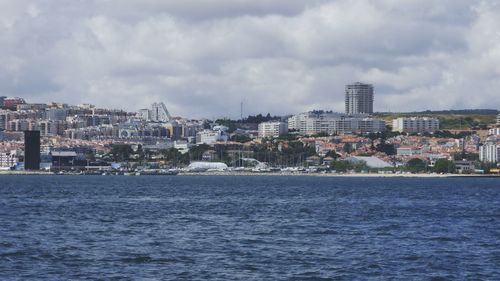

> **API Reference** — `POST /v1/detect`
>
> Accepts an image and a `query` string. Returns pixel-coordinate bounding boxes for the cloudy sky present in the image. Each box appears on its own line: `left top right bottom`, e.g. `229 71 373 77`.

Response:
1 0 500 118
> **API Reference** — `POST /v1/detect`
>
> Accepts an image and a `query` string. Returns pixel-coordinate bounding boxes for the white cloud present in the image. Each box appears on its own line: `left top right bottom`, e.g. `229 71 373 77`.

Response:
0 0 499 118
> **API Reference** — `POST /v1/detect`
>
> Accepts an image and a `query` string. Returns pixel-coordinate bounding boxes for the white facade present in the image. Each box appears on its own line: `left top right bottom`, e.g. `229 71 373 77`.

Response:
392 117 440 133
288 112 385 135
258 121 287 138
138 109 150 120
150 102 172 122
45 108 68 121
187 162 228 171
196 129 228 144
0 151 18 169
396 147 422 156
479 143 500 163
489 128 500 136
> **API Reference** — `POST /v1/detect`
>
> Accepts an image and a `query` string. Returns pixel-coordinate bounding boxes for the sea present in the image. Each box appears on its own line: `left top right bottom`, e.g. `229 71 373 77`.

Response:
0 175 499 280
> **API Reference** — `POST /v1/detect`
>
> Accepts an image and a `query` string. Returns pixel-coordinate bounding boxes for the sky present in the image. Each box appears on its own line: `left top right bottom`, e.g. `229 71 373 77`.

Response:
1 0 500 118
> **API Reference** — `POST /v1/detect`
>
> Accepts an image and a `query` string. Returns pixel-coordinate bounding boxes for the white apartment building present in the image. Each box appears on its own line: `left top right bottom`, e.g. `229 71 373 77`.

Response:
138 108 151 120
139 102 172 122
392 117 440 133
196 129 228 144
288 112 385 135
489 128 500 136
396 147 422 156
479 143 500 163
151 102 172 122
0 151 18 169
258 121 287 138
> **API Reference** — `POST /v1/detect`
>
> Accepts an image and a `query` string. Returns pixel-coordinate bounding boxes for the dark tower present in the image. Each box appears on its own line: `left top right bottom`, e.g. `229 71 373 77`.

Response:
24 130 40 170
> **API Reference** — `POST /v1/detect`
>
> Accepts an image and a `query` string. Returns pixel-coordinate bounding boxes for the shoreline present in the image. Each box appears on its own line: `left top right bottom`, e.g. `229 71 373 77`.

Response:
1 170 499 178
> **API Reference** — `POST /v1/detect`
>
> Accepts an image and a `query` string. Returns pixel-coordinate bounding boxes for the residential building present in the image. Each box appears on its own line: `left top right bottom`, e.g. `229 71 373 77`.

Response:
46 108 68 121
196 129 228 144
396 147 422 156
258 121 287 138
138 108 151 120
2 97 26 110
392 117 440 133
479 143 500 163
345 82 374 115
0 151 18 170
17 103 48 111
150 102 172 122
489 128 500 136
288 112 385 135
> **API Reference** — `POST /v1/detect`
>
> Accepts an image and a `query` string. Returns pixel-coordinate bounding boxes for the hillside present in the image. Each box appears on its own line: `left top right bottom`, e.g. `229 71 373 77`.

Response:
374 109 498 130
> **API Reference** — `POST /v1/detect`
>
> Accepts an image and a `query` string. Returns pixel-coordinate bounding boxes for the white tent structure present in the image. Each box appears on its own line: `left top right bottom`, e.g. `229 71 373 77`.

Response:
346 156 393 169
187 162 228 171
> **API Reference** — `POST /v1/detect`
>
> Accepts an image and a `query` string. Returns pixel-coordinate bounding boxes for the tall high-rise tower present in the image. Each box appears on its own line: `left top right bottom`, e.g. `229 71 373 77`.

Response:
150 102 172 122
345 82 374 115
24 130 40 170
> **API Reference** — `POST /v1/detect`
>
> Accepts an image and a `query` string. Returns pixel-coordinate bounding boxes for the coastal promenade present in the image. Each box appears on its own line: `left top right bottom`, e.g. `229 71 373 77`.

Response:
1 169 498 178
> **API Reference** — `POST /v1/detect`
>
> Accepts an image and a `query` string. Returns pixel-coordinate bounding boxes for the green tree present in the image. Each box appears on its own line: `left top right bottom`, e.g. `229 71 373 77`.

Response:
343 143 353 154
376 143 396 155
188 144 211 162
433 159 456 173
331 160 350 172
230 135 252 143
215 118 237 133
111 144 133 162
406 158 426 173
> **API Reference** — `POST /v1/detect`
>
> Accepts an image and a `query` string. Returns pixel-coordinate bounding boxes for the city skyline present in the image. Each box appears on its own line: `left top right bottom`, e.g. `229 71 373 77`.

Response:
1 1 500 118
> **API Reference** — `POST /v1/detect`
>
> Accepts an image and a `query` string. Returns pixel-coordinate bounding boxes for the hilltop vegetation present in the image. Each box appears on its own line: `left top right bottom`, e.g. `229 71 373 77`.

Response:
375 109 498 130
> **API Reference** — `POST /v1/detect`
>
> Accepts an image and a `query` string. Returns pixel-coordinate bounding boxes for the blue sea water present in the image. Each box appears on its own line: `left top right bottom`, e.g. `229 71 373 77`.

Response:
0 175 499 280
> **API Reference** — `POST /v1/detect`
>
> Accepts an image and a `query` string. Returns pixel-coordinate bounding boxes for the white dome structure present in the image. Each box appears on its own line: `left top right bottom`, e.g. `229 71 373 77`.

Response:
187 162 228 171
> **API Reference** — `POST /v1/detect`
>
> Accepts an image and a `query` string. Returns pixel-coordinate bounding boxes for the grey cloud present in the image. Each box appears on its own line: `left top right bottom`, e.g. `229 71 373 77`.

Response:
0 0 499 118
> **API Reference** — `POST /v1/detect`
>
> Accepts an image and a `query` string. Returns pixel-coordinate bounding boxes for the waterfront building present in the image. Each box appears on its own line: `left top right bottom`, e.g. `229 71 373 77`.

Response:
50 151 79 171
187 161 228 171
345 82 374 115
392 117 440 133
24 130 41 170
0 151 18 170
258 121 288 138
346 156 392 169
454 160 475 174
288 112 385 135
479 143 500 163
